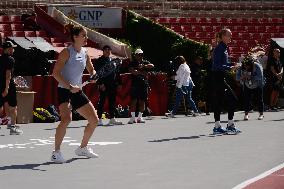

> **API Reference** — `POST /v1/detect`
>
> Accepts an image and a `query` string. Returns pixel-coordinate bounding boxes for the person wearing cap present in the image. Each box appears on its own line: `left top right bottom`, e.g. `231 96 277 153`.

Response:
128 48 154 124
236 56 265 120
0 41 23 135
94 45 123 126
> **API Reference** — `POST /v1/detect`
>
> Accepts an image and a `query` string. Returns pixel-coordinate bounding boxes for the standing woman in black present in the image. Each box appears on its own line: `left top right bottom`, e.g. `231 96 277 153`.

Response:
211 28 241 135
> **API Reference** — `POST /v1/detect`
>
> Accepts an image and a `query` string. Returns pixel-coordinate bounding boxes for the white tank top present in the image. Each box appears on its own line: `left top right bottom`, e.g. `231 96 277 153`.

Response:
58 46 87 88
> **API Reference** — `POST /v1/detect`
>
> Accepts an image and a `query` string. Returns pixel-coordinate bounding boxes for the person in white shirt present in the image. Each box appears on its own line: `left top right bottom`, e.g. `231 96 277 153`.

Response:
166 56 199 117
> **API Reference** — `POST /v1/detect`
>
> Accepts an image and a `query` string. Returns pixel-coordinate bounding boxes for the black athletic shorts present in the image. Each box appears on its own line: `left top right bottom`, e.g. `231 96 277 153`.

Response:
0 84 17 107
57 87 90 110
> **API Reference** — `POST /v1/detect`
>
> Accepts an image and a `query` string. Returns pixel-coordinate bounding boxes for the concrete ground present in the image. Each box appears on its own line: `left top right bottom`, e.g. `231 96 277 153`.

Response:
0 110 283 189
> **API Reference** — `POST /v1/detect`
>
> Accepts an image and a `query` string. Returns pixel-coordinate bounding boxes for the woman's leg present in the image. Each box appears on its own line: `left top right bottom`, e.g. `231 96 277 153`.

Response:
243 86 251 115
55 102 72 151
256 87 264 114
172 88 183 115
97 90 107 119
76 102 99 148
186 86 198 113
270 89 278 108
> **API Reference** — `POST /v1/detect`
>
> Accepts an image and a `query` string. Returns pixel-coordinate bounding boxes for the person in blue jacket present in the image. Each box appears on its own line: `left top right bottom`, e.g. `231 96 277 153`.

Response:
236 56 265 121
211 28 241 135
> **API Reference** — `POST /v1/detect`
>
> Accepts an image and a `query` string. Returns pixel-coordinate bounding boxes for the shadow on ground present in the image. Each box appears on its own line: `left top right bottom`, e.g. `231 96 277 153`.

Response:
0 158 86 171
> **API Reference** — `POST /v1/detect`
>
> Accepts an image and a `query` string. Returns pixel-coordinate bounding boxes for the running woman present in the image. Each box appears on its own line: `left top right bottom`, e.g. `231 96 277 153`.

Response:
212 28 241 135
51 24 99 163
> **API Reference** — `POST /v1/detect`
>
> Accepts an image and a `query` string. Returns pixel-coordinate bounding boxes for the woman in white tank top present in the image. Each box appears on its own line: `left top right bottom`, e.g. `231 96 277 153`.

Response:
51 23 99 163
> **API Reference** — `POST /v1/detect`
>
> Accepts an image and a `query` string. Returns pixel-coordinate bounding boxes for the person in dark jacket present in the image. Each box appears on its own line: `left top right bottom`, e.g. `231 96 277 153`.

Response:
95 45 122 126
211 28 240 135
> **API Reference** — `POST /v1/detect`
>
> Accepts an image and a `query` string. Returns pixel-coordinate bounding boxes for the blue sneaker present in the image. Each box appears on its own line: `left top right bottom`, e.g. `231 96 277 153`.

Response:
213 127 227 135
226 124 241 135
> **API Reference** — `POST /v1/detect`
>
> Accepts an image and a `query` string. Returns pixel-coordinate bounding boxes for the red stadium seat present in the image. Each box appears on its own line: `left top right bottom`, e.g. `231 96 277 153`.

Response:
170 25 182 32
192 25 203 32
157 17 169 24
0 31 13 38
266 26 278 33
0 15 10 23
246 26 256 33
240 33 250 39
198 17 207 23
9 15 22 23
261 33 271 40
24 31 36 37
36 30 48 37
0 24 12 32
204 26 213 32
64 42 72 47
236 26 246 32
248 18 259 24
250 33 261 39
188 17 197 24
178 17 188 24
43 37 51 43
279 26 284 33
185 32 195 39
12 31 25 37
241 18 249 24
218 17 228 24
169 18 178 24
256 26 266 33
259 18 269 24
50 37 63 43
52 42 64 47
271 18 281 24
209 18 218 24
182 25 191 32
11 24 24 31
195 32 207 38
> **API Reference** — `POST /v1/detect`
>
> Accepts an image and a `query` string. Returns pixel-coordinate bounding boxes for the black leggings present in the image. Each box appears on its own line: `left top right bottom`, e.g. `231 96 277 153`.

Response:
97 85 117 119
212 71 238 121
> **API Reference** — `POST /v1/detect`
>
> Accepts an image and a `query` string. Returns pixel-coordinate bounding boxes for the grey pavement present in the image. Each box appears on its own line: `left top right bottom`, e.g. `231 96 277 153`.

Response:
0 110 283 189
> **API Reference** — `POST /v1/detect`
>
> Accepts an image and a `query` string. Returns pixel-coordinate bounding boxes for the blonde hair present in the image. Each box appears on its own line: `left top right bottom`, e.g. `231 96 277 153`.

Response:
216 28 231 42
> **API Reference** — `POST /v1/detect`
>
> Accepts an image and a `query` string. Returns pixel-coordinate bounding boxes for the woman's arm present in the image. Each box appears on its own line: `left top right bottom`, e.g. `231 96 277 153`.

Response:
86 54 96 76
52 48 71 89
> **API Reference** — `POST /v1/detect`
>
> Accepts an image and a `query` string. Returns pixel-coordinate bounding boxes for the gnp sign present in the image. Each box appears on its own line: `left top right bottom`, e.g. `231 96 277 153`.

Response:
49 6 122 29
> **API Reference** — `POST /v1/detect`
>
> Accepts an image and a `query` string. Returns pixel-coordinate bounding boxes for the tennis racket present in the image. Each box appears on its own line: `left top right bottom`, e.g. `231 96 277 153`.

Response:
79 58 122 88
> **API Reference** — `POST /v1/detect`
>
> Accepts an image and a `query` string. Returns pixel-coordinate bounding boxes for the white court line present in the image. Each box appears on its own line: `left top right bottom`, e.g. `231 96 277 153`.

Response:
232 162 284 189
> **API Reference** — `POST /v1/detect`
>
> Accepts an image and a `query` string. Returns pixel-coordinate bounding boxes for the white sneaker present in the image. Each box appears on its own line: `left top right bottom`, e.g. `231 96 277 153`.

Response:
51 150 66 163
137 117 146 123
75 146 98 158
258 114 264 120
10 126 23 135
244 114 249 121
128 117 136 124
97 119 103 126
108 118 123 125
165 112 175 118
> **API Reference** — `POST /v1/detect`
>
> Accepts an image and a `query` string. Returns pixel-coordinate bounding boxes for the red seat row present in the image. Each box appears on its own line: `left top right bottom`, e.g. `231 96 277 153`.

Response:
0 15 22 23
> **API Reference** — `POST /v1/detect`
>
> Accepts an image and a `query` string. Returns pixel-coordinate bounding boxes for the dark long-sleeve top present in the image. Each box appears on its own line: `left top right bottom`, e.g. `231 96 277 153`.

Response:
212 41 232 72
94 55 121 86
